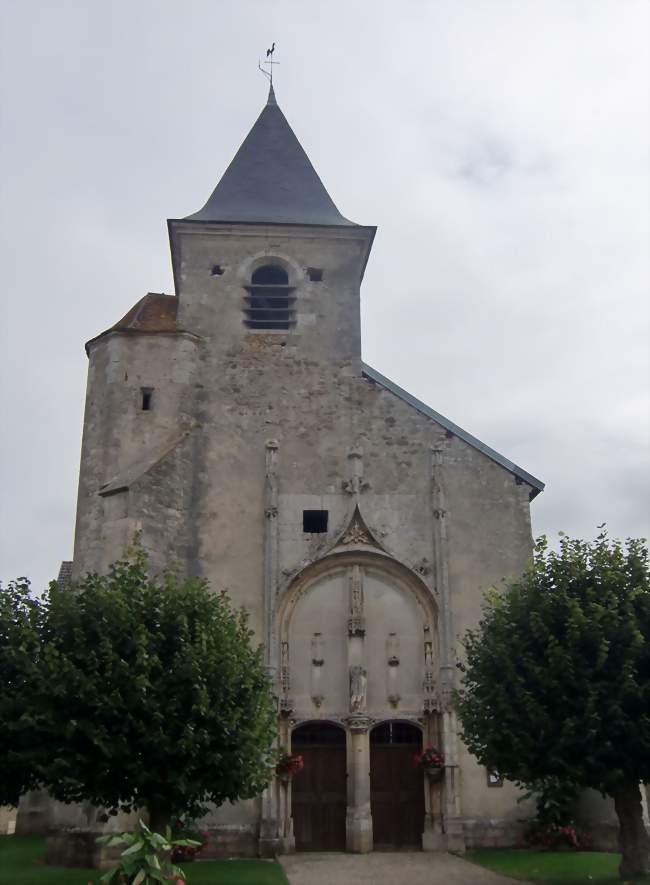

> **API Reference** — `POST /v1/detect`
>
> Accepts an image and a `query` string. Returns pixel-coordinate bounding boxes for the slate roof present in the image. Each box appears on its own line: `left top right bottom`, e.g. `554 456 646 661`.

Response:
185 85 356 226
362 363 545 498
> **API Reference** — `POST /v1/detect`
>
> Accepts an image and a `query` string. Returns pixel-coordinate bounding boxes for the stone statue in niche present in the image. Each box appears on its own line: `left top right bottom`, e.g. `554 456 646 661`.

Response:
310 633 325 708
349 665 367 712
348 565 366 636
280 640 291 693
311 633 324 666
424 640 434 668
387 633 400 707
341 448 371 496
349 565 363 616
387 632 400 666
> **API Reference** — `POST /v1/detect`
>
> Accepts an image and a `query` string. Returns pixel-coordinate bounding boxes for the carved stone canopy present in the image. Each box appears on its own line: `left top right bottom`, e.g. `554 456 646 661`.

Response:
334 506 384 551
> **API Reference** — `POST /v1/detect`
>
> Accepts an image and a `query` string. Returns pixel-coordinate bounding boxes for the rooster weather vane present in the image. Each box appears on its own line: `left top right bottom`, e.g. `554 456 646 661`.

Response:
258 42 279 86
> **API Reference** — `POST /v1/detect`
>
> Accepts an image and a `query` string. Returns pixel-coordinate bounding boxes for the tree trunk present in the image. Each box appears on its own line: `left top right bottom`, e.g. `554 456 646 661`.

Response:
147 803 172 835
613 781 650 878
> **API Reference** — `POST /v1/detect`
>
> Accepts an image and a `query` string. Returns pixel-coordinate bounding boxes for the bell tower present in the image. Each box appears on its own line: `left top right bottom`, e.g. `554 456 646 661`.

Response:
167 85 375 373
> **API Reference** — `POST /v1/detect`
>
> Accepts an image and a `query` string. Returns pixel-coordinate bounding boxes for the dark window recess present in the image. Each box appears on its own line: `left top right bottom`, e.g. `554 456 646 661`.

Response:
211 264 225 276
303 510 328 533
292 722 346 745
244 264 294 330
141 388 153 411
307 267 323 282
370 721 422 745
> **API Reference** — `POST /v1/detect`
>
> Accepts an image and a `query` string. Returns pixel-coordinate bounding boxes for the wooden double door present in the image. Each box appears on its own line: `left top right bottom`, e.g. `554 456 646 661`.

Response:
291 723 347 851
291 720 424 851
370 721 424 850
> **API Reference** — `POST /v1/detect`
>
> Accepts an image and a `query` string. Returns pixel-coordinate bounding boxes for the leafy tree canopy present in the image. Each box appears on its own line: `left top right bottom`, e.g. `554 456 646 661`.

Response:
25 542 277 831
0 578 43 805
456 530 650 877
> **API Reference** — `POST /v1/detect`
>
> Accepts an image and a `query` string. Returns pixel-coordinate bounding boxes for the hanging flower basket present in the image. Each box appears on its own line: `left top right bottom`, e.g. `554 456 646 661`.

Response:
423 764 445 782
276 751 304 782
414 747 445 781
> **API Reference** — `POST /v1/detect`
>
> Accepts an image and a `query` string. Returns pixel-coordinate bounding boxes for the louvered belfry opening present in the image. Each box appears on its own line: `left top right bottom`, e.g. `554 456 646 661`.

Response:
245 264 294 329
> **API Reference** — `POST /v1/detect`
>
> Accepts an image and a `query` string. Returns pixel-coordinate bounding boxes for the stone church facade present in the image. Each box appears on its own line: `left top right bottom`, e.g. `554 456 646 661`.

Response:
32 85 552 854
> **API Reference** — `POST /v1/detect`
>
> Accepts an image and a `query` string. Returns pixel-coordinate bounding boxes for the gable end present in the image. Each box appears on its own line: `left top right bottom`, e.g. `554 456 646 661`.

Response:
361 363 544 499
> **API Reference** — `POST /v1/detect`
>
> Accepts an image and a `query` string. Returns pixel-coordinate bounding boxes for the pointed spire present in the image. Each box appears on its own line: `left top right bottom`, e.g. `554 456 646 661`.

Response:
185 89 355 226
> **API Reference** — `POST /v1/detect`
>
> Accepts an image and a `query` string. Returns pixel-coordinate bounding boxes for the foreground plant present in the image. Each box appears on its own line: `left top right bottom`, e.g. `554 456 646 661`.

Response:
456 530 650 878
170 817 208 863
98 819 200 884
0 578 43 805
520 777 592 850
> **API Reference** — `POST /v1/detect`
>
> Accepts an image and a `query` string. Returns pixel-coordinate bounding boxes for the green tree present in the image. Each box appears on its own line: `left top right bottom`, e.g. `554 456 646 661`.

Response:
0 578 43 806
31 543 277 832
456 531 650 879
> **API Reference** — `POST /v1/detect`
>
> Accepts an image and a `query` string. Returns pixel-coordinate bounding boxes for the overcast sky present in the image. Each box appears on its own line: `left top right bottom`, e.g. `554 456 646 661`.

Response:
1 0 648 591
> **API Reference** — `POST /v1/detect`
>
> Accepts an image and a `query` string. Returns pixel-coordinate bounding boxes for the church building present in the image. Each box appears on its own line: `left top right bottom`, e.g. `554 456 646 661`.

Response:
62 84 546 854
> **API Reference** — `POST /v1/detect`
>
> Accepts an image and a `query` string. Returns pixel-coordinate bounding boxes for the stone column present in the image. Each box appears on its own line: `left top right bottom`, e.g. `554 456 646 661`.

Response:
278 715 295 853
345 715 373 853
431 445 466 853
263 439 280 673
345 563 372 852
422 713 446 851
259 440 281 857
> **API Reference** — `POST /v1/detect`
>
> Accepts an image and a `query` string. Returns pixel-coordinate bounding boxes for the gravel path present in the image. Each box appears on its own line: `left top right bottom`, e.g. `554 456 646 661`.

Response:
280 851 517 885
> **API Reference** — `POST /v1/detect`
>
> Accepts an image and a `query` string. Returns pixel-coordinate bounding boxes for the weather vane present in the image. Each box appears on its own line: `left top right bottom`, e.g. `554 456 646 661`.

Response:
258 42 278 85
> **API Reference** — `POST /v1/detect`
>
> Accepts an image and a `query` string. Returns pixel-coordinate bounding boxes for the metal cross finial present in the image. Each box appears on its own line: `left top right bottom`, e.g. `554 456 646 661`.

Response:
258 42 279 85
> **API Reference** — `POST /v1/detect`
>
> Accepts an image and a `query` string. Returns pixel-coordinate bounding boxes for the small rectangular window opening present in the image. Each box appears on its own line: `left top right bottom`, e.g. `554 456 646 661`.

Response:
307 267 323 282
141 388 153 411
303 510 328 533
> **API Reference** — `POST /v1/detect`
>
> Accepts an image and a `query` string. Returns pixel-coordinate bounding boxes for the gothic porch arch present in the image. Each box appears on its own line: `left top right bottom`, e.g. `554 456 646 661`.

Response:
274 546 442 853
277 547 439 640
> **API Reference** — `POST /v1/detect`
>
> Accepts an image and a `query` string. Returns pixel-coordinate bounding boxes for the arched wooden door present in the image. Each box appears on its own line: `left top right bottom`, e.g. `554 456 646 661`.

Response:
370 721 424 849
291 722 347 851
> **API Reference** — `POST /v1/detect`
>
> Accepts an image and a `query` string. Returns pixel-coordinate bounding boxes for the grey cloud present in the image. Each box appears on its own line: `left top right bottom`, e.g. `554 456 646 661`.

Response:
1 0 648 591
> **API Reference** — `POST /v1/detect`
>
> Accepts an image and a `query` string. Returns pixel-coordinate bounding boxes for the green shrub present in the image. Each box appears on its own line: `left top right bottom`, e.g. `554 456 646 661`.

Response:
98 819 200 884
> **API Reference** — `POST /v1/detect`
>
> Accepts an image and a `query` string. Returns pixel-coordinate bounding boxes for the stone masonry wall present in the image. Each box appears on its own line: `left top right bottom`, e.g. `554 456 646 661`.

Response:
70 220 540 846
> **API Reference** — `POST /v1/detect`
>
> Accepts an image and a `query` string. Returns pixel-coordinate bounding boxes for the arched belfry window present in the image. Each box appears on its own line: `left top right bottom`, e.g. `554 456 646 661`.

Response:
244 264 295 330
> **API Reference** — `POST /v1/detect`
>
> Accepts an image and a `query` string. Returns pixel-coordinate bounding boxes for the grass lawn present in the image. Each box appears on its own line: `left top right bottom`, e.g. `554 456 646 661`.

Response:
466 848 650 884
0 836 289 885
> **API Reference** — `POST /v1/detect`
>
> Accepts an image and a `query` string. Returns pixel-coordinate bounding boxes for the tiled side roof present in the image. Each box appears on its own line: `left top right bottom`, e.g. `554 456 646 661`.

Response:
112 293 178 332
85 293 179 354
361 362 545 498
